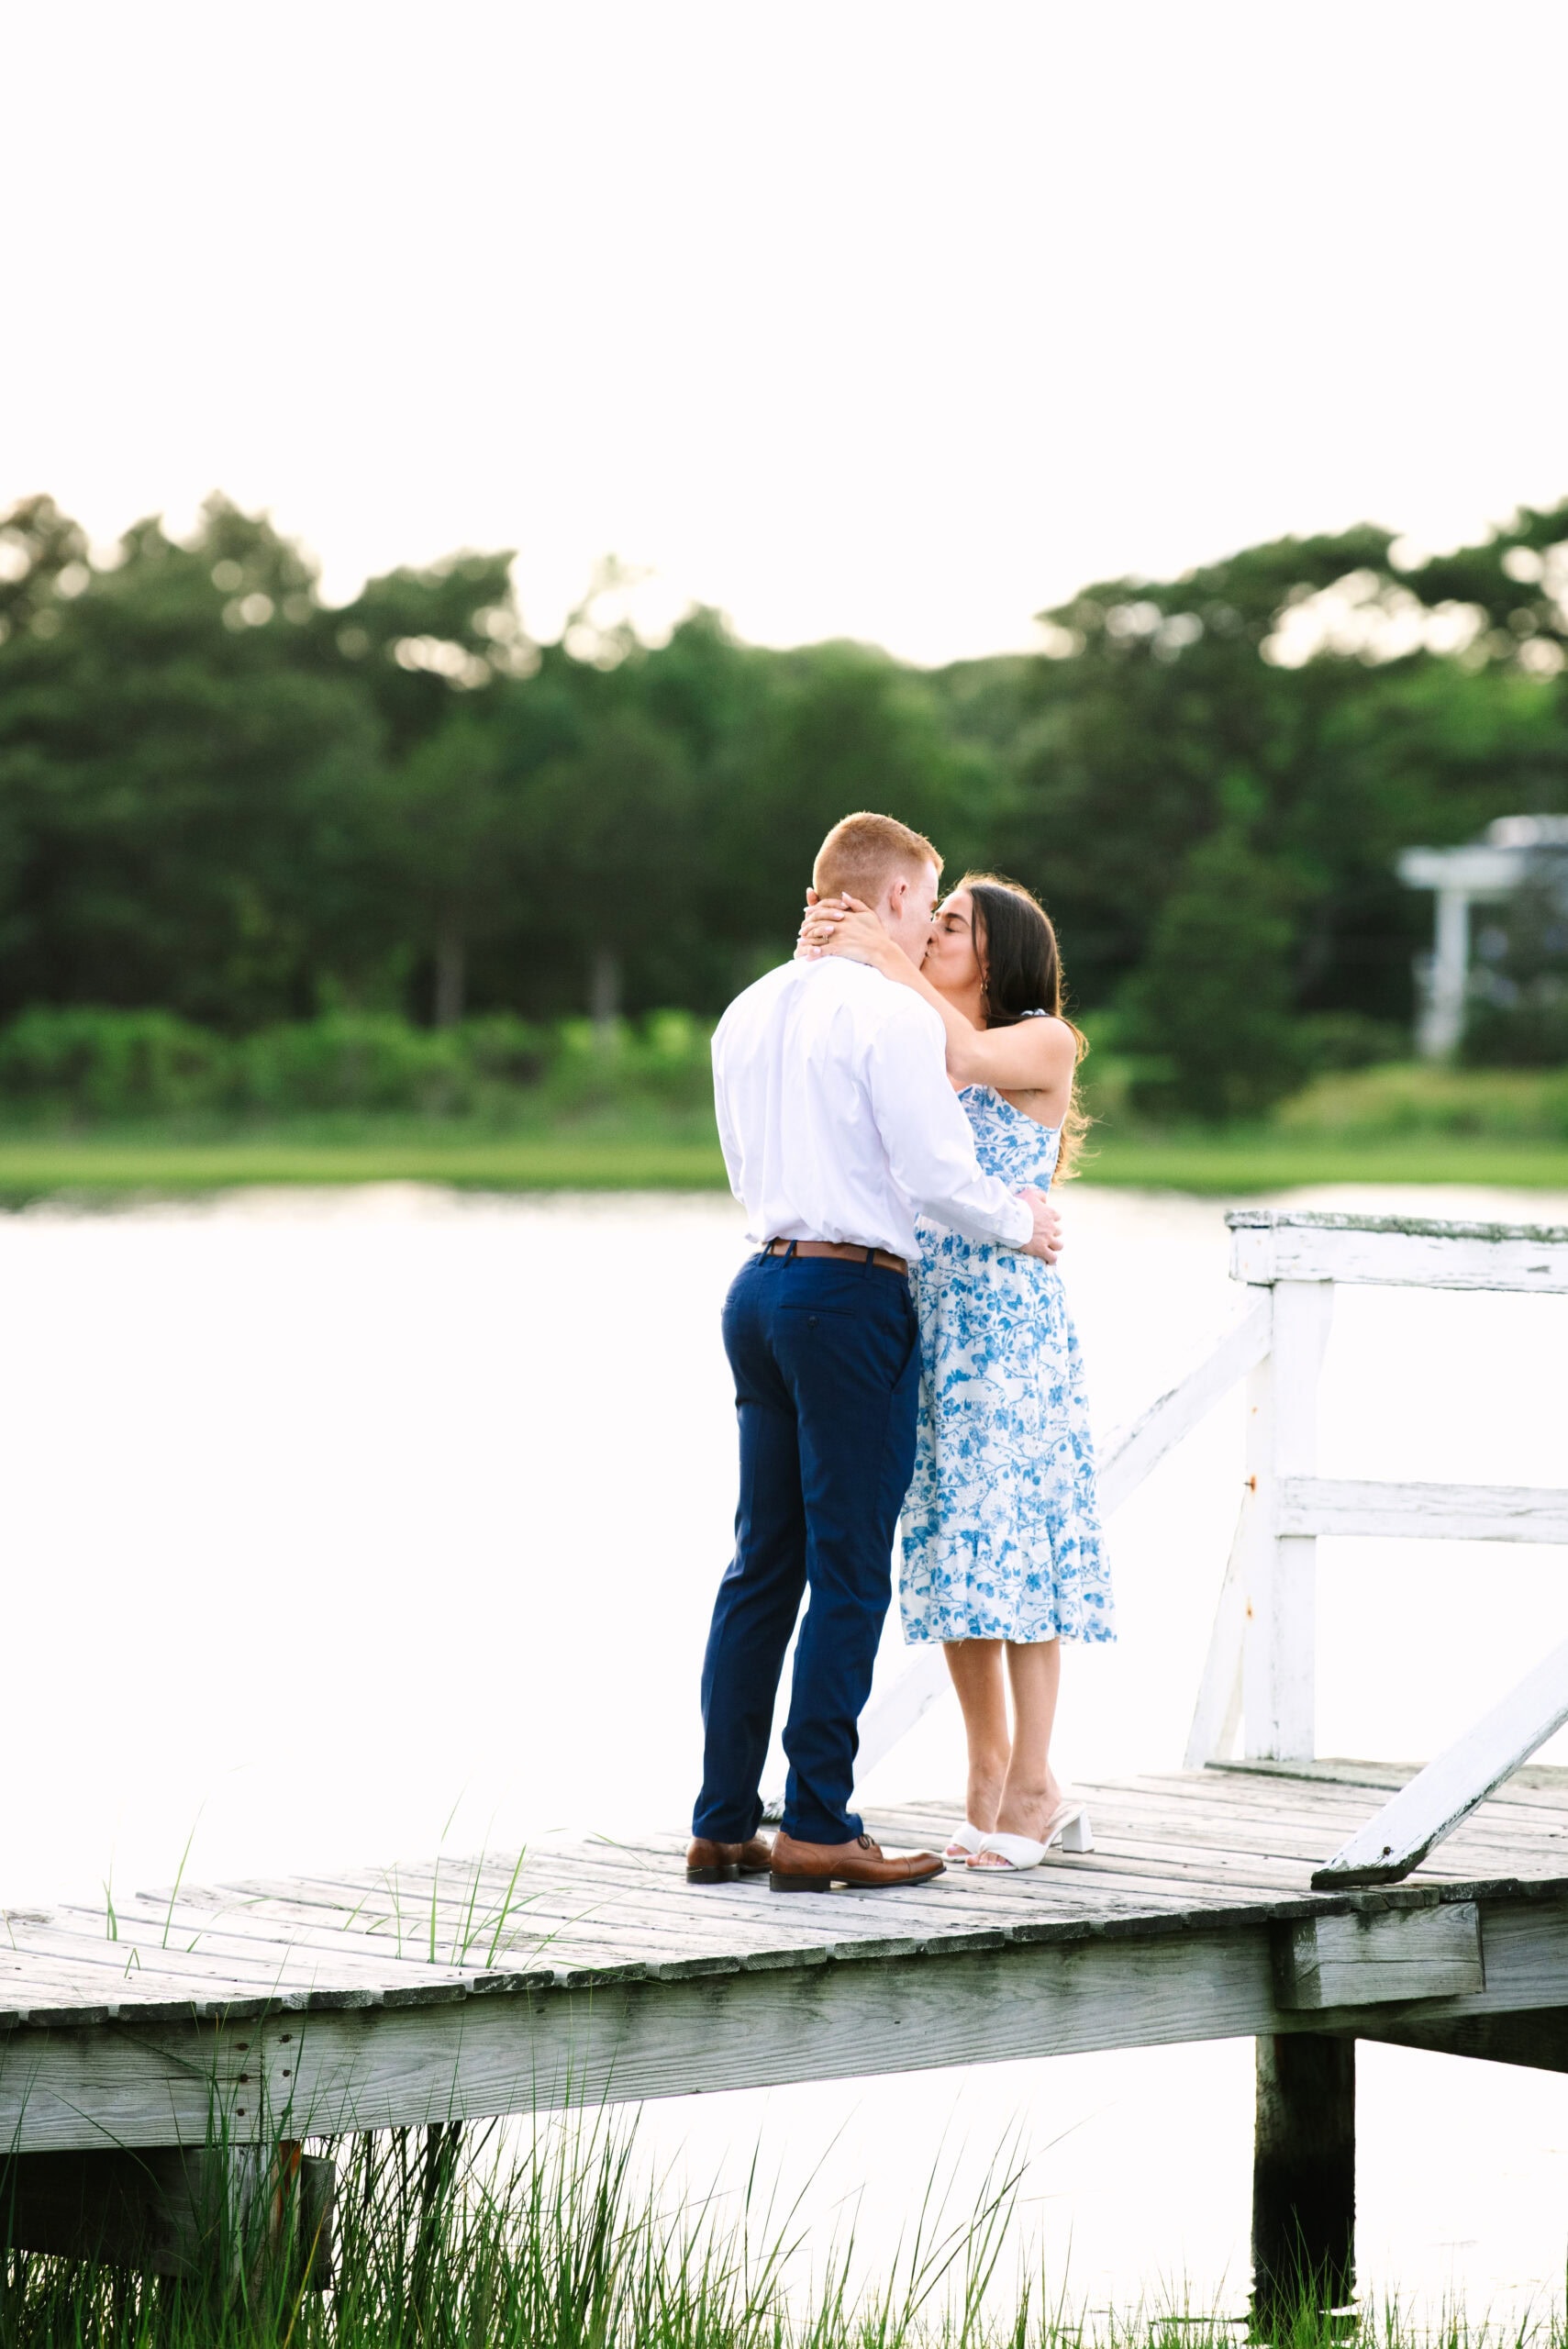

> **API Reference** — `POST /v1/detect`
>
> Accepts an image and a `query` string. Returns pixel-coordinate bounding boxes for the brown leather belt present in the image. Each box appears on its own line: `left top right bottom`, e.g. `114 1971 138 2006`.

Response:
764 1238 909 1276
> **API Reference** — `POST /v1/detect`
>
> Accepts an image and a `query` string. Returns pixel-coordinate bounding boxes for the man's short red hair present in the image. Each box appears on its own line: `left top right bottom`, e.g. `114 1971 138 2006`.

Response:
813 811 941 906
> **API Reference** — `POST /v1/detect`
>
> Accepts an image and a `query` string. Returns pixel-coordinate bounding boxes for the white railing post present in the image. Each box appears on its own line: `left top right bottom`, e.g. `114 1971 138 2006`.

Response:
1242 1278 1334 1762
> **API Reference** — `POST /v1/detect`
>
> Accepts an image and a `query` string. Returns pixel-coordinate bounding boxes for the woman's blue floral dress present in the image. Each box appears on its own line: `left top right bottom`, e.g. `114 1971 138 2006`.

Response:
900 1081 1114 1647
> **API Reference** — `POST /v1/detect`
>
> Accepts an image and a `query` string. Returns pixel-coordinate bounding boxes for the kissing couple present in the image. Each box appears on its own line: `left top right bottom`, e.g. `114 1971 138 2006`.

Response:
688 811 1114 1896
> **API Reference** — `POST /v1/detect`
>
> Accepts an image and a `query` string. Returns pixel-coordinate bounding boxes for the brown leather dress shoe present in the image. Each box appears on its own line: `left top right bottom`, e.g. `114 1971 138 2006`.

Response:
685 1833 774 1885
768 1830 943 1893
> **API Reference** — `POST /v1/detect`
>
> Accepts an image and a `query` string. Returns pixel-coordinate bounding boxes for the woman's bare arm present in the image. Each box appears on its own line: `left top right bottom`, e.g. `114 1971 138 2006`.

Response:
797 897 1079 1113
946 1007 1078 1102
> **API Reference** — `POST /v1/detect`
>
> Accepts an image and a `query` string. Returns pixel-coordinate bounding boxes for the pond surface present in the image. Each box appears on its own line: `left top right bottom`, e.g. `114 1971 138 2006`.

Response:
3 1180 1566 2319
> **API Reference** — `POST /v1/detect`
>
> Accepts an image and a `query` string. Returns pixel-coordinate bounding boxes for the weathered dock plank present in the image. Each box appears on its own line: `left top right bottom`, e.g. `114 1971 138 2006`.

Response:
6 1768 1568 2154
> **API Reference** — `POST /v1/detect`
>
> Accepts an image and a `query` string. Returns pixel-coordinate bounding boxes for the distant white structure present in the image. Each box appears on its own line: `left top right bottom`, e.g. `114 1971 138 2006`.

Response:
1398 815 1568 1057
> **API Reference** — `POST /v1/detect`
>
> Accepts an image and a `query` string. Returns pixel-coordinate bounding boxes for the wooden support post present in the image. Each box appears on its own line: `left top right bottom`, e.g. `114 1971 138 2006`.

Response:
1243 1280 1333 1763
0 2143 334 2288
1251 2034 1355 2321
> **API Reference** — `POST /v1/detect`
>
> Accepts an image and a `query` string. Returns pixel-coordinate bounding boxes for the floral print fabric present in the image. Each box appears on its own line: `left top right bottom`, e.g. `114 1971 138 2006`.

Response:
899 1085 1114 1647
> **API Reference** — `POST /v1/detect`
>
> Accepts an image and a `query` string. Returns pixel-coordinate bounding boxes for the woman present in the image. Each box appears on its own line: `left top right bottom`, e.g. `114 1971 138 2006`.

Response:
798 875 1113 1871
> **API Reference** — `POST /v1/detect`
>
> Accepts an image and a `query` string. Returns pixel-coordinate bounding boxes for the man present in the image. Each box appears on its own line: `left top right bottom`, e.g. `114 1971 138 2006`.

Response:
689 811 1064 1894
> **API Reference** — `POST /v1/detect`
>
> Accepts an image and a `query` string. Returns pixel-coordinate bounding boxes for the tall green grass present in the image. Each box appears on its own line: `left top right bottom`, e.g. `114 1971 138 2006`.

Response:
0 2111 1031 2349
0 2111 1554 2349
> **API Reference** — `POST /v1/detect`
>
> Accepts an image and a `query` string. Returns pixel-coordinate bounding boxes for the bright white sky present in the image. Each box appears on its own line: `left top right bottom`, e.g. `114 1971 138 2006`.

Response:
6 1 1566 665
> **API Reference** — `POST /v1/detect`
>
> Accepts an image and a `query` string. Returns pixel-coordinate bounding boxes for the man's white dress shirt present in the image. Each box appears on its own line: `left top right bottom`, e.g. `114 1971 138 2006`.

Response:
711 958 1034 1263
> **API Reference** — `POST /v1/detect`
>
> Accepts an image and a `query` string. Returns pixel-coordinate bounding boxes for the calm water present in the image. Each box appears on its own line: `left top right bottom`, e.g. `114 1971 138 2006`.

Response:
4 1181 1567 2317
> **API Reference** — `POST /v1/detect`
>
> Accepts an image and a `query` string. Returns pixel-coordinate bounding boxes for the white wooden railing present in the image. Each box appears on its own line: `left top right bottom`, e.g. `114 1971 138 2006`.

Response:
848 1209 1568 1890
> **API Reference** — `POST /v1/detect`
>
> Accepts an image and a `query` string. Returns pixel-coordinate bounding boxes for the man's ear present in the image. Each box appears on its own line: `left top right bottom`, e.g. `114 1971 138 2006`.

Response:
885 874 908 918
806 887 820 907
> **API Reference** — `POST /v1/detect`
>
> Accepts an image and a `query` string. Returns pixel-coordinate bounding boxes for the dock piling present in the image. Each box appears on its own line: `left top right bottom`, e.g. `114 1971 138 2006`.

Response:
1251 2033 1355 2322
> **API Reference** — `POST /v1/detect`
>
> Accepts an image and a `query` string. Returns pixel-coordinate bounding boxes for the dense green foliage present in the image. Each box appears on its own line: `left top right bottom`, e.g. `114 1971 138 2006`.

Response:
0 1006 711 1121
3 491 1566 1117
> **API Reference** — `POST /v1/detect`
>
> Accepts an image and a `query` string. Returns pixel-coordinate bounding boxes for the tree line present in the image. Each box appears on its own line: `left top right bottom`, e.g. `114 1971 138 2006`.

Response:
2 488 1565 1118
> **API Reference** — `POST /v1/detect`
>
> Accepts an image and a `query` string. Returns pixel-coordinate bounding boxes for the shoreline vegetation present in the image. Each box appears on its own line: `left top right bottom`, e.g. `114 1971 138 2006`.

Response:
0 2111 1548 2349
0 1009 1565 1206
2 1122 1568 1210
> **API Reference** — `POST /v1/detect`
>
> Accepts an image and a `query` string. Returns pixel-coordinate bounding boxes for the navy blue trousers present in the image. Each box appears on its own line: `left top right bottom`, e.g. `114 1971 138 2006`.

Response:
694 1248 921 1848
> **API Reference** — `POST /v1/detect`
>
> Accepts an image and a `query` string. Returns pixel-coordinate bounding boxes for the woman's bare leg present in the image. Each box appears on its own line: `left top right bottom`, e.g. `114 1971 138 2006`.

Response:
942 1640 1010 1831
994 1640 1063 1840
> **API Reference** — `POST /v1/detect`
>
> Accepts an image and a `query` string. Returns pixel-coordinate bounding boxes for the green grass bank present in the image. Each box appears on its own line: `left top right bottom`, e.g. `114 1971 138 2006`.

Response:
1 1023 1567 1205
0 1118 728 1208
4 1119 1568 1209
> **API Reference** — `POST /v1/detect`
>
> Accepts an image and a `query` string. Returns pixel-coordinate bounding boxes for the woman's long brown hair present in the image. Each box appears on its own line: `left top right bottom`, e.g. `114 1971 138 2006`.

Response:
959 872 1091 1179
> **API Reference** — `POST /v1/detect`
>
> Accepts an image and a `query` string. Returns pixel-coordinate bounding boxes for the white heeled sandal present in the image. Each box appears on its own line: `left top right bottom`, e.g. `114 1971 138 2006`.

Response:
972 1799 1093 1871
943 1820 988 1864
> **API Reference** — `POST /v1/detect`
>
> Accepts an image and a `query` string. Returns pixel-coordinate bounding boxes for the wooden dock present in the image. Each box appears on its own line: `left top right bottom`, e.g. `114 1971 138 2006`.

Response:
6 1208 1566 2295
6 1762 1568 2161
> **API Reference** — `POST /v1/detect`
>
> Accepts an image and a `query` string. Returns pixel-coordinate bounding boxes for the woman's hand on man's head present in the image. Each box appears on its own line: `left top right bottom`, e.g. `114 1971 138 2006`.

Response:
795 894 887 964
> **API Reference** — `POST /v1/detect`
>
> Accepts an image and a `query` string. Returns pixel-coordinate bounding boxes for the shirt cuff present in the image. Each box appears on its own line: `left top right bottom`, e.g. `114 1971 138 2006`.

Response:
1004 1194 1034 1248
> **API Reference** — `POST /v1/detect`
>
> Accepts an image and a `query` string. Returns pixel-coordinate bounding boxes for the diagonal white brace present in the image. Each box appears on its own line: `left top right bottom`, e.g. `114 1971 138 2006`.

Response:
1098 1297 1272 1515
1313 1632 1568 1887
1184 1498 1247 1769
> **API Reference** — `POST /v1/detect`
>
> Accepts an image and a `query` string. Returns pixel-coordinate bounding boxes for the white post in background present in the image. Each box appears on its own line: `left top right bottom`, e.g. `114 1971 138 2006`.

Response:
1242 1279 1334 1761
1418 885 1472 1059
